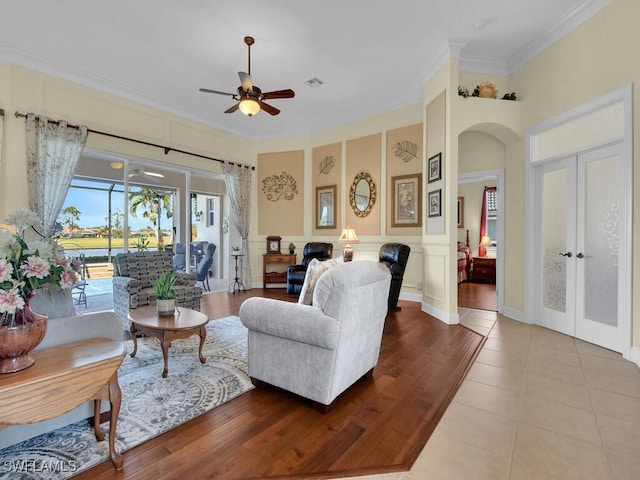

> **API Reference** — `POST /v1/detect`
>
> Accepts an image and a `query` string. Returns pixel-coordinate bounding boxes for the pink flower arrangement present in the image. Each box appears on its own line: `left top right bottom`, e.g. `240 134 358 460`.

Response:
0 209 80 325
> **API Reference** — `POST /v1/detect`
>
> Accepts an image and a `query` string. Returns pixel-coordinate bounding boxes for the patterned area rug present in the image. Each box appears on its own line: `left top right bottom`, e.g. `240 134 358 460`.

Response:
0 316 252 480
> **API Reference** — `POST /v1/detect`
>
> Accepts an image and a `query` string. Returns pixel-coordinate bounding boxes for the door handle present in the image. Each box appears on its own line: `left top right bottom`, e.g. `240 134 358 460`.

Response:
559 252 572 258
576 252 584 259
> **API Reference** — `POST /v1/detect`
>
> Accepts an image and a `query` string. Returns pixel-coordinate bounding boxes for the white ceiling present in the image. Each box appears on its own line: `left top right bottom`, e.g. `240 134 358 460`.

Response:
0 0 609 140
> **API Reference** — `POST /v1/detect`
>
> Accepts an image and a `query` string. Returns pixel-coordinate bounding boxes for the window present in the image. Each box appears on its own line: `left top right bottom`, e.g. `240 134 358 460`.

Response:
486 189 497 242
207 197 215 227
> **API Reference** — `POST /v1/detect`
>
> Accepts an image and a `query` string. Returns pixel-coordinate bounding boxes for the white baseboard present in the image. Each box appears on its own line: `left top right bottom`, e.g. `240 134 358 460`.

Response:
627 346 640 367
502 306 528 323
421 301 459 325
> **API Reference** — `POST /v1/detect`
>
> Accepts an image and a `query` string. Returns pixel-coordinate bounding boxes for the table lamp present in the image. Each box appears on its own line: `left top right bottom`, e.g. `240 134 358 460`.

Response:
338 227 359 262
479 235 491 257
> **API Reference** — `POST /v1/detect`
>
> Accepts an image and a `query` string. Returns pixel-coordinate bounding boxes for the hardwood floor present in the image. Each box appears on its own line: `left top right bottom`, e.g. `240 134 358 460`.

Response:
75 289 485 480
458 281 497 311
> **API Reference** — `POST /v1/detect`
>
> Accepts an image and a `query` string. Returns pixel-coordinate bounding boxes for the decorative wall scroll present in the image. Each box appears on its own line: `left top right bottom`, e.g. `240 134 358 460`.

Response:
316 185 336 229
261 171 298 201
319 155 336 174
391 173 422 227
393 140 419 163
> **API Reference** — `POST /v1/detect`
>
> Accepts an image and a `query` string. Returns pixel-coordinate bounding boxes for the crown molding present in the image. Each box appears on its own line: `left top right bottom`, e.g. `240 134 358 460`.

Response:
459 55 508 76
419 39 469 85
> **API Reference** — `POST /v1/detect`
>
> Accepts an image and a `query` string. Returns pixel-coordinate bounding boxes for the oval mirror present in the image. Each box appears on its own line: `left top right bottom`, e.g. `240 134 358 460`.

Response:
349 171 376 217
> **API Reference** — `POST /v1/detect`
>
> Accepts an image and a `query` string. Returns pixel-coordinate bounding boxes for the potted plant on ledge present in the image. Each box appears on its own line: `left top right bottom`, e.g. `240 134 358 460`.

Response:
288 242 296 255
154 272 177 316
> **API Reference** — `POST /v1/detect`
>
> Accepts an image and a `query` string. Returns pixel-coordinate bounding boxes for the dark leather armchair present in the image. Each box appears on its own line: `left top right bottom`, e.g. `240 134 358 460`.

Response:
379 243 411 311
286 242 334 296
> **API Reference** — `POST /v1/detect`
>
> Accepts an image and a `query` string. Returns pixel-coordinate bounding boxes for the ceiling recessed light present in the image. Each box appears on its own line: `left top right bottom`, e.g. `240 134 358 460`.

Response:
110 162 124 169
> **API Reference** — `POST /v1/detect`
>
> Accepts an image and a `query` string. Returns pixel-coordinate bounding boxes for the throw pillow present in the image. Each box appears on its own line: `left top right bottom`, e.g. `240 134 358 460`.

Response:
298 257 343 305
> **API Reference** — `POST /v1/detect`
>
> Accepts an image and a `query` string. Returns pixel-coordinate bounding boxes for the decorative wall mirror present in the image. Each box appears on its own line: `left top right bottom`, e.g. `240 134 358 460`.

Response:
349 171 377 217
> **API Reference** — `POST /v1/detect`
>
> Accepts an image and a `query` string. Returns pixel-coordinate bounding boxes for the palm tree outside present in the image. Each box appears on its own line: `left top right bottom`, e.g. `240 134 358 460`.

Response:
128 187 174 250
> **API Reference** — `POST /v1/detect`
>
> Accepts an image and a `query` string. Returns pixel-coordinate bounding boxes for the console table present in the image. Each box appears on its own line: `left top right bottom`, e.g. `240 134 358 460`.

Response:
0 338 126 469
263 253 296 288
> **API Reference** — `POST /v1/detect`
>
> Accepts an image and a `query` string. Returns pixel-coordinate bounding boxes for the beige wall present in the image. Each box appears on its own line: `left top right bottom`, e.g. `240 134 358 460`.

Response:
257 149 305 237
312 143 342 237
344 133 381 236
386 124 423 235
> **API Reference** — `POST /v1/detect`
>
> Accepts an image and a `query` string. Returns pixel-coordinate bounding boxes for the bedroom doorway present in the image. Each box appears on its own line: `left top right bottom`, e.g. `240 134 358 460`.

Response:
458 169 504 313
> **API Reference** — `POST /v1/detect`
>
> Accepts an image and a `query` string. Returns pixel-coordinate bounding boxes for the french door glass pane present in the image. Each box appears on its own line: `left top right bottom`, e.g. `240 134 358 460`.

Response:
583 155 619 326
541 168 568 312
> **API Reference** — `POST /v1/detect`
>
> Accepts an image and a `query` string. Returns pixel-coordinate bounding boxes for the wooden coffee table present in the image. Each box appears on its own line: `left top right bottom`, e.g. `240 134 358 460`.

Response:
128 306 209 378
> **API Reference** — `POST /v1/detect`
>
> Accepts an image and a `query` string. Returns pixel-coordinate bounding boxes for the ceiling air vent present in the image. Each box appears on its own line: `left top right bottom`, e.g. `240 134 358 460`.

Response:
305 77 324 88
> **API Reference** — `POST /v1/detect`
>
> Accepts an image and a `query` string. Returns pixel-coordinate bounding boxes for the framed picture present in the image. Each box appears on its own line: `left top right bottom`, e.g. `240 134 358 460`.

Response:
316 185 336 229
457 196 464 228
428 152 442 183
266 236 281 254
391 173 422 227
428 189 442 217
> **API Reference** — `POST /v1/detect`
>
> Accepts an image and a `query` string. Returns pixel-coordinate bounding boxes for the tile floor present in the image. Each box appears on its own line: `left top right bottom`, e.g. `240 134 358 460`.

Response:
337 308 640 480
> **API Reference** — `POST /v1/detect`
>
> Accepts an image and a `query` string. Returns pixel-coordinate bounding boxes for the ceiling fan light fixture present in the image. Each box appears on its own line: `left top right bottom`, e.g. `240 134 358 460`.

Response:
239 98 260 116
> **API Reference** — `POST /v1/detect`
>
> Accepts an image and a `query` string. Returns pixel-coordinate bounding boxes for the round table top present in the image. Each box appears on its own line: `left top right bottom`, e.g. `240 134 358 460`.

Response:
128 306 209 331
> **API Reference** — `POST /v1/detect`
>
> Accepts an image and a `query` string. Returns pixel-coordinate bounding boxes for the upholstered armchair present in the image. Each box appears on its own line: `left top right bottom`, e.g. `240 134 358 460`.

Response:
196 243 217 291
240 261 391 411
379 243 411 311
113 251 203 329
286 242 333 296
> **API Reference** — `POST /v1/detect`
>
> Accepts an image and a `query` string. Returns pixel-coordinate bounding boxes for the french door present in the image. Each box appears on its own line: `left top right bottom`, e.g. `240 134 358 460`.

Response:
534 142 625 352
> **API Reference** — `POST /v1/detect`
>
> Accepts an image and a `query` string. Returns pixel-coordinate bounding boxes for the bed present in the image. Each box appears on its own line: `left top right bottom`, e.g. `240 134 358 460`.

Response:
457 229 473 284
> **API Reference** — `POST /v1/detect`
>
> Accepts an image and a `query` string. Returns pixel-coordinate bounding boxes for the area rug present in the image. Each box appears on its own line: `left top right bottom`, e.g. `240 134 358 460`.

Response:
0 315 252 480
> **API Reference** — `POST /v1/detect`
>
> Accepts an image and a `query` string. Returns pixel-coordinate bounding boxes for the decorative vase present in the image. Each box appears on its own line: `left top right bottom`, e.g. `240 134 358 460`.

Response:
478 82 497 99
157 299 176 316
0 304 48 374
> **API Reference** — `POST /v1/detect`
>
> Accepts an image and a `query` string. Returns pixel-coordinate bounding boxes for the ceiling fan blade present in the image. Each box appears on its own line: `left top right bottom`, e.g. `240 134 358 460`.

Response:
199 88 236 96
262 89 295 100
239 72 253 92
258 101 280 116
224 103 240 114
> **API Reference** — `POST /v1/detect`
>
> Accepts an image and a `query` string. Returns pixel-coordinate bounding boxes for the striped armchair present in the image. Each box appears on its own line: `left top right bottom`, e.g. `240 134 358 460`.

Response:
112 251 203 329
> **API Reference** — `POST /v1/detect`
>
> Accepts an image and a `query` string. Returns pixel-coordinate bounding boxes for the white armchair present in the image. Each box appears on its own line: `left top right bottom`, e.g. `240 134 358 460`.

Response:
239 261 391 411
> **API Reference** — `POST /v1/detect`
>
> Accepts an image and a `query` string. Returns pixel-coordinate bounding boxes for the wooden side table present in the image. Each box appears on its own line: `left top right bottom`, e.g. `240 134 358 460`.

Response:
472 256 496 284
0 338 126 469
263 253 296 288
128 306 209 378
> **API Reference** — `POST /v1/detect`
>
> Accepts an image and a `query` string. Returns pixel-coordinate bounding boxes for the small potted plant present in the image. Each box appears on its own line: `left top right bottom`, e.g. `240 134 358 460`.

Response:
288 242 296 255
153 272 177 316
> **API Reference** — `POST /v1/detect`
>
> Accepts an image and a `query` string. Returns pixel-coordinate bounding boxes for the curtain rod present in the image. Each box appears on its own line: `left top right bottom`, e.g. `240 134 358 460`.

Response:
14 111 255 170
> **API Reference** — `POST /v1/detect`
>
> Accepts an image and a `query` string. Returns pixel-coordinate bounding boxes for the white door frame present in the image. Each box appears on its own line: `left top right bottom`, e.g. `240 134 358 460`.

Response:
458 169 505 314
524 85 632 357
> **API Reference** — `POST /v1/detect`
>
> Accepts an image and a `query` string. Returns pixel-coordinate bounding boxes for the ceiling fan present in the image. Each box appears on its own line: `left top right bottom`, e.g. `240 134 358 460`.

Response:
128 167 164 182
199 36 295 116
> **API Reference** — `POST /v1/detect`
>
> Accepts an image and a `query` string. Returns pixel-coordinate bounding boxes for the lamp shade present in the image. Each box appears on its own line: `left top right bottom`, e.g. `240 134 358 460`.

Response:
239 98 260 116
479 235 491 248
338 227 359 245
338 227 358 262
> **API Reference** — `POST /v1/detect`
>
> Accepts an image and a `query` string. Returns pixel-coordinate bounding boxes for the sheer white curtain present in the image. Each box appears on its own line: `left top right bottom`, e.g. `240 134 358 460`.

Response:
222 161 252 289
25 114 88 236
